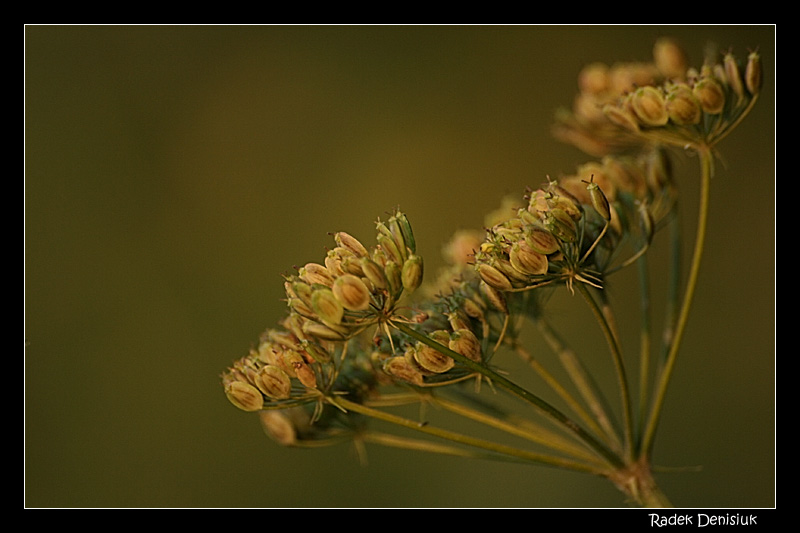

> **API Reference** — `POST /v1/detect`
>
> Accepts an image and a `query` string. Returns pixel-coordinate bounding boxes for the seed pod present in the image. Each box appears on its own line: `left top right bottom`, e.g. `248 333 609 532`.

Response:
377 233 405 265
389 211 416 255
578 61 610 96
414 331 455 373
401 254 424 293
449 328 482 362
225 380 264 412
359 257 388 289
383 260 403 297
477 262 513 291
254 365 292 400
332 273 372 311
603 103 641 133
509 240 549 276
630 86 669 126
692 76 725 114
480 280 508 314
525 226 560 255
544 208 578 243
301 321 347 341
382 356 424 386
723 53 746 101
665 84 702 125
310 287 344 324
259 411 297 446
293 361 318 389
584 176 612 221
299 262 334 287
745 51 762 96
334 231 368 258
653 37 688 79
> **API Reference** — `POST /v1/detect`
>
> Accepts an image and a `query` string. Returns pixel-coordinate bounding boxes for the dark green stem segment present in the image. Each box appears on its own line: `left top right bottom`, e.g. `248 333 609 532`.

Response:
389 319 625 470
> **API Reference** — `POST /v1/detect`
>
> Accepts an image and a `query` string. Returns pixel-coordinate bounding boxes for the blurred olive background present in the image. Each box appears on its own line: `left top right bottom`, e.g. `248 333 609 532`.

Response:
25 25 774 508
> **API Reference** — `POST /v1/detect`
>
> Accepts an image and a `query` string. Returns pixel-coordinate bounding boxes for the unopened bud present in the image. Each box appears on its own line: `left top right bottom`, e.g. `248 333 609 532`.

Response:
665 84 702 125
401 254 424 293
745 51 762 96
334 231 368 258
509 240 549 276
255 365 292 400
653 37 688 79
723 53 745 101
332 273 372 311
692 77 725 114
225 380 264 412
630 86 669 126
310 287 344 324
449 328 482 362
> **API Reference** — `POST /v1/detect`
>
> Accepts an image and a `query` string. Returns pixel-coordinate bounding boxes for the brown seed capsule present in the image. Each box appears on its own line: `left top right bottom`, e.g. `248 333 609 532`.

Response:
401 254 424 293
382 356 425 386
724 53 746 102
745 51 762 96
509 240 549 276
449 328 482 362
525 226 560 255
293 361 318 389
653 37 688 80
603 103 641 133
310 287 344 324
665 84 702 125
630 86 669 126
332 273 372 311
544 208 578 243
692 77 725 114
301 321 347 341
254 365 292 400
225 380 264 412
414 331 455 374
259 410 297 446
477 262 513 291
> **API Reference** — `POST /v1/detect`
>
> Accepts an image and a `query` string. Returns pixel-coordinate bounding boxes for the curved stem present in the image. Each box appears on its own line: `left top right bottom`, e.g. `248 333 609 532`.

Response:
640 146 713 459
390 319 625 469
636 254 652 451
577 284 635 463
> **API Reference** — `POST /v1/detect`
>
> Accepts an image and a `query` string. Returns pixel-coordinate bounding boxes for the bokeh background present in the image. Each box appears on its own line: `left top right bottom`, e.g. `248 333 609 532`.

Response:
25 25 775 508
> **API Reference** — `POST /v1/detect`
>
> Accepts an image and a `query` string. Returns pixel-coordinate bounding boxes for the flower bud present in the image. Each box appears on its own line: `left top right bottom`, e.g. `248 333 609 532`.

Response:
630 86 669 126
665 84 702 125
401 254 424 293
745 51 762 96
225 380 264 412
692 77 725 114
332 273 372 311
254 365 292 400
310 287 344 324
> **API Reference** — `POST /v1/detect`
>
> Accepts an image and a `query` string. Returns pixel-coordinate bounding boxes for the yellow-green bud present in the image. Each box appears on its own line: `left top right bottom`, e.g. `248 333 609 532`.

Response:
254 365 292 400
332 273 372 311
299 263 334 287
745 51 762 96
584 175 612 221
388 211 416 255
544 208 578 243
630 86 669 126
665 84 702 125
377 233 405 265
310 287 344 324
334 231 368 258
301 321 347 341
692 77 725 114
383 260 403 297
225 380 264 412
401 254 424 293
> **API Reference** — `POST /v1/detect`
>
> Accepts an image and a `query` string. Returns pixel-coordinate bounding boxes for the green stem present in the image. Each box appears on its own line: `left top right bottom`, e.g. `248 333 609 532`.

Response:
331 396 605 474
636 254 652 452
577 284 635 463
641 146 713 459
390 319 625 469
